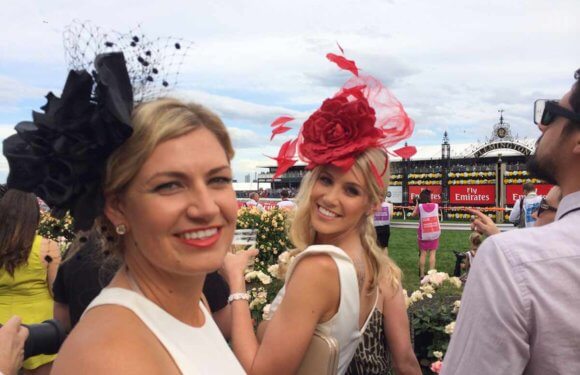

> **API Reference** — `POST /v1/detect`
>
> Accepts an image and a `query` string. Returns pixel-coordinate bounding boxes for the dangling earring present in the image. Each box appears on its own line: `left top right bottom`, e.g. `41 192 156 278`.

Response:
116 224 127 235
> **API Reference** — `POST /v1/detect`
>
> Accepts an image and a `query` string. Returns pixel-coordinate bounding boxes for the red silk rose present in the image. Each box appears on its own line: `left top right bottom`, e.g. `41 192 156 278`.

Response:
298 87 382 171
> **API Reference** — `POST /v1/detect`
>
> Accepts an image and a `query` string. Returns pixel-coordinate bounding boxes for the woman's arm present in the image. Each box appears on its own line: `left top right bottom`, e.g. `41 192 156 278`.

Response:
382 284 421 375
53 302 71 333
411 203 419 218
224 252 339 375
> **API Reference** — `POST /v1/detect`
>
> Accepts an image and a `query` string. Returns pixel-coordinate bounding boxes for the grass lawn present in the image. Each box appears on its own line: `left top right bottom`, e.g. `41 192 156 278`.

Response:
388 228 470 291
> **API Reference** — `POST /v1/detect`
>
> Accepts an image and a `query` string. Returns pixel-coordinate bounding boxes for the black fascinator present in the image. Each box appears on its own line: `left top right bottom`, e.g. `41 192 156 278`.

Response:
3 52 133 230
3 21 192 230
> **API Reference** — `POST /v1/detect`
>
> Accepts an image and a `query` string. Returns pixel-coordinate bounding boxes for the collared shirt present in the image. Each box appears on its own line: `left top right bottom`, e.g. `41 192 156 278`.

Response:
442 191 580 375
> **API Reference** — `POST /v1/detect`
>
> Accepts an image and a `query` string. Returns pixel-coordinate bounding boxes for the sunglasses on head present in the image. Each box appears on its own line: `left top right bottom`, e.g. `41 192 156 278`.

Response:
537 197 557 217
534 99 580 126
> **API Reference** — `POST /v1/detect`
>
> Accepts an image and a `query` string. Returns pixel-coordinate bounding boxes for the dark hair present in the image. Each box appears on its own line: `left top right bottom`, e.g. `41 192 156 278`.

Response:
419 189 432 204
523 182 535 193
0 189 40 276
563 68 580 134
280 189 290 199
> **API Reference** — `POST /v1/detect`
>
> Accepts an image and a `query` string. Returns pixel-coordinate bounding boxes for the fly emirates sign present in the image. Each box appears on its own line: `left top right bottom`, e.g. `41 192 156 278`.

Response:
450 185 495 204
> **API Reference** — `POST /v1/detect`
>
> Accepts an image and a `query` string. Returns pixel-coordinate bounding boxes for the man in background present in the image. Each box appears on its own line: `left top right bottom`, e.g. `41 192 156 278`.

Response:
442 69 580 374
509 182 542 227
244 192 265 212
276 189 296 210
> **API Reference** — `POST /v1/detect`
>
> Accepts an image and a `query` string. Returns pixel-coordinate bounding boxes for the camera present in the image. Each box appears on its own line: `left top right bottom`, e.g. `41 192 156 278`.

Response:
23 319 67 359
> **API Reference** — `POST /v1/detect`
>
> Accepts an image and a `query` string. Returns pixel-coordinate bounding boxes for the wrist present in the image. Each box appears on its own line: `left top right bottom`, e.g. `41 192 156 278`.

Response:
228 292 250 304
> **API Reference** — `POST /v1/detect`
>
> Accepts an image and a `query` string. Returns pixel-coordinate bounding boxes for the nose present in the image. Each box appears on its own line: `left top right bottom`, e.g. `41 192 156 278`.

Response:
531 211 538 220
186 185 220 222
320 184 340 207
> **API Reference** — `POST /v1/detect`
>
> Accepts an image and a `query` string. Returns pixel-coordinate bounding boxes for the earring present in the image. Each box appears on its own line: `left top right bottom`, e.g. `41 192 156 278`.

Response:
115 224 127 235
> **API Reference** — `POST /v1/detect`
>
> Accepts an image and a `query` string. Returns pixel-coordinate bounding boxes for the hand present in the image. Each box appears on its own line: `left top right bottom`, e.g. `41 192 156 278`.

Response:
467 208 500 236
0 316 29 375
221 248 258 291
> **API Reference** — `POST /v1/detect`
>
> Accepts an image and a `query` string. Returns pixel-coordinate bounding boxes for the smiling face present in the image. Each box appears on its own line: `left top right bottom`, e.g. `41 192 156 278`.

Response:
309 165 373 246
106 127 238 277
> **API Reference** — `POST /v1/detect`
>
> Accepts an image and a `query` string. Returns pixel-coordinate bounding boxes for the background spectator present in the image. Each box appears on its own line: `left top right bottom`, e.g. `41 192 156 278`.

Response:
0 188 60 375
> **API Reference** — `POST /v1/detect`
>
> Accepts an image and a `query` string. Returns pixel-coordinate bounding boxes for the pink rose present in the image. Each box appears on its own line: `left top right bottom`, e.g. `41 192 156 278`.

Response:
430 360 443 373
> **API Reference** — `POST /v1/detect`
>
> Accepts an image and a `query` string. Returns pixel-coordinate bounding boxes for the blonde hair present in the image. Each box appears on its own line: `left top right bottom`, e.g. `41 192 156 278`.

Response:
469 232 483 251
289 148 401 291
99 98 234 254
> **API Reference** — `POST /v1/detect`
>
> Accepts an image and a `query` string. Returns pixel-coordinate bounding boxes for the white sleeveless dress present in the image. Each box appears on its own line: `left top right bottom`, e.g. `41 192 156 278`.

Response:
85 287 246 375
268 245 372 375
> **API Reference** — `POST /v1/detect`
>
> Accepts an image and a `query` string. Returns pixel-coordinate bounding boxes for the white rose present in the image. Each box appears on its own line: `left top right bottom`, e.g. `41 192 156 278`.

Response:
433 351 443 360
444 321 456 335
262 304 272 321
257 271 272 285
267 264 280 278
244 271 257 282
448 277 462 288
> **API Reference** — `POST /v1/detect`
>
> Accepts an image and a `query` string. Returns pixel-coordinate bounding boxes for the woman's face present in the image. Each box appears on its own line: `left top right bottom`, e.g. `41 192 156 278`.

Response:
107 127 237 277
309 165 372 245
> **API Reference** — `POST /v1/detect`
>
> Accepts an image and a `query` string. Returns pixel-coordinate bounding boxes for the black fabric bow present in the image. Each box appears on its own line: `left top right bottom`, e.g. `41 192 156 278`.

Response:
3 52 133 230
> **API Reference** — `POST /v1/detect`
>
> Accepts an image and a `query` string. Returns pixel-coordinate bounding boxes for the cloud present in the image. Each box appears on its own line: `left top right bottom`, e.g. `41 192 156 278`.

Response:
176 89 310 127
0 76 48 104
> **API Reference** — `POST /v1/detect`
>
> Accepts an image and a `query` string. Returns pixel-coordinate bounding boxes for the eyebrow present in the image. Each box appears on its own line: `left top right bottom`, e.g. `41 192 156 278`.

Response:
145 165 231 184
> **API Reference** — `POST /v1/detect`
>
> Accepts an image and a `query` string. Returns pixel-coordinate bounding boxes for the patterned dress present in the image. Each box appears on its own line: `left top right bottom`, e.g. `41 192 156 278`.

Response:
346 308 394 375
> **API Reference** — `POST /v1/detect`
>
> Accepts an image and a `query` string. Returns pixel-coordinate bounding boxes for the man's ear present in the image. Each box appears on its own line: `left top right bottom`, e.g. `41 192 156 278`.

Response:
104 193 127 227
572 130 580 155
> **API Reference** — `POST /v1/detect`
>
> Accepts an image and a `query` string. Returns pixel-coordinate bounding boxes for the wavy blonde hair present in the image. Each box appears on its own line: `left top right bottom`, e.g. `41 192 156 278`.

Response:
288 148 402 291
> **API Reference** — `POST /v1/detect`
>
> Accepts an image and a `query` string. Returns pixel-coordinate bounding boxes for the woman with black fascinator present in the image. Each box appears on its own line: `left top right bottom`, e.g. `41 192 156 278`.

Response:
0 186 61 375
4 27 246 372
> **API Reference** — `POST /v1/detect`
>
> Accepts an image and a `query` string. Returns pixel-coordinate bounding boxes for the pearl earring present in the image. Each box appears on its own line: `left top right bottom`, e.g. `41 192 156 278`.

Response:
115 224 127 235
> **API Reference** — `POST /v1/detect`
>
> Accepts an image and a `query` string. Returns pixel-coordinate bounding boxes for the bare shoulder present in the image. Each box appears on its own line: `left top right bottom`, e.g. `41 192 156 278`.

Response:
52 304 177 374
288 253 339 286
379 277 404 304
40 237 59 250
284 253 340 315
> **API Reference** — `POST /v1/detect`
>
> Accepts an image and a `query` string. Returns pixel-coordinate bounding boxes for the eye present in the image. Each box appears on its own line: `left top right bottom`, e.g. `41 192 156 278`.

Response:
209 176 233 186
152 181 182 193
319 175 333 186
345 186 361 196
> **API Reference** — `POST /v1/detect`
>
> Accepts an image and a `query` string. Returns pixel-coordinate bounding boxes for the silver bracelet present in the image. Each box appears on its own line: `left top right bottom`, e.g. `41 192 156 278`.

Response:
228 292 250 304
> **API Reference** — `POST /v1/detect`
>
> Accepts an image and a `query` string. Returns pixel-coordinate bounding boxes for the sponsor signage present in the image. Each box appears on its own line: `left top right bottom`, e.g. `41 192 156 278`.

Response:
505 184 553 205
387 186 403 204
408 185 442 203
450 185 495 204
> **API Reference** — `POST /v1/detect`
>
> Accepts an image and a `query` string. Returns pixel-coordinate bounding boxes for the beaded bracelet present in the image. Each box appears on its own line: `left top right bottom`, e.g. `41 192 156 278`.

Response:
227 292 250 304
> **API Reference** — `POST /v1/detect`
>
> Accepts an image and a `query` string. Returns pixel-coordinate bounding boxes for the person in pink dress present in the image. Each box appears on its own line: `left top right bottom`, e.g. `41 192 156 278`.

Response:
412 189 441 278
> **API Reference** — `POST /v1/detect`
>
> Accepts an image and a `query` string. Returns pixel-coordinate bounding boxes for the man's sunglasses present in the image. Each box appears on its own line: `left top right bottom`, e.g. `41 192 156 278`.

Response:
534 99 580 126
537 197 557 217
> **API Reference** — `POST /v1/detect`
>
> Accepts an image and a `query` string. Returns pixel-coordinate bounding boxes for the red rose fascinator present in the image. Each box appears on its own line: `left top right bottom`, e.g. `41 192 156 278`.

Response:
270 49 416 184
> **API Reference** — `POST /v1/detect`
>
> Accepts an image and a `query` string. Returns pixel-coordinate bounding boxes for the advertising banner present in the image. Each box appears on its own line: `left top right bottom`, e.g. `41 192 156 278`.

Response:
505 184 553 205
408 185 442 203
387 186 403 204
450 185 495 204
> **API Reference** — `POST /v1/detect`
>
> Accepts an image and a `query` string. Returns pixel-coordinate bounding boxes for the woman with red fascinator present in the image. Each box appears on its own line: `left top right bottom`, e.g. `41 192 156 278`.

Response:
223 51 421 375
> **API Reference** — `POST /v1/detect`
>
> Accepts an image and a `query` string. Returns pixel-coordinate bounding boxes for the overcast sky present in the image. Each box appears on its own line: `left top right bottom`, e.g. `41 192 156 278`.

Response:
1 0 578 182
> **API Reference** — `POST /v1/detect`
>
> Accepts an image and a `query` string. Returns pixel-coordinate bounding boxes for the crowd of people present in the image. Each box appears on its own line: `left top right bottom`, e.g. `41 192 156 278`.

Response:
0 26 578 375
